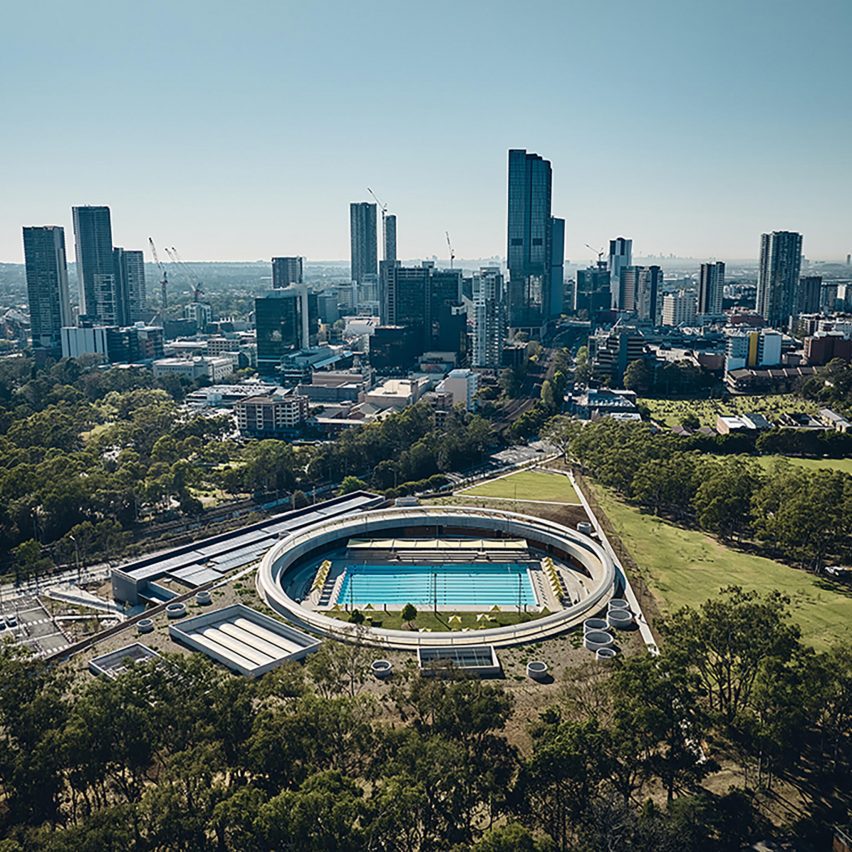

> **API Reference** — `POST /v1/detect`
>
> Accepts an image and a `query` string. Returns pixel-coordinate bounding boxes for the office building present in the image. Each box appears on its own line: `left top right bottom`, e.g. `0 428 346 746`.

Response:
804 333 852 366
22 226 72 351
72 205 117 323
550 217 565 318
113 248 146 324
619 265 663 323
574 261 611 319
698 261 725 317
235 391 309 437
436 368 479 411
384 214 397 263
153 356 234 382
472 267 507 368
506 149 553 332
662 291 697 327
349 202 378 286
756 230 803 327
255 288 319 372
608 238 632 309
797 275 822 316
588 326 646 385
725 329 783 371
272 257 304 289
61 325 111 360
369 325 418 370
386 262 464 356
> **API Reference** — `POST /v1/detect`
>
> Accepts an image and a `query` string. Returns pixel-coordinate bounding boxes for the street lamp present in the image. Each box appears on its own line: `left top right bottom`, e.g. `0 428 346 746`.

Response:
68 535 82 586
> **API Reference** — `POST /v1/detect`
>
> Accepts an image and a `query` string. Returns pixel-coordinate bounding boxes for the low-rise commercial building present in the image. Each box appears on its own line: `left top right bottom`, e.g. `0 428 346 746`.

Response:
152 356 234 382
435 368 479 411
235 391 309 437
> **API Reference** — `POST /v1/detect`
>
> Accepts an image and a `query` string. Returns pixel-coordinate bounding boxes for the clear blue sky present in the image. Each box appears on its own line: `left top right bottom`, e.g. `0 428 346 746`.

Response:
3 0 851 263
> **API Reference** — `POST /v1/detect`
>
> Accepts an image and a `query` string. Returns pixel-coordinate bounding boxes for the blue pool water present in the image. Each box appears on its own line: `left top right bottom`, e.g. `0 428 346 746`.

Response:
335 563 537 608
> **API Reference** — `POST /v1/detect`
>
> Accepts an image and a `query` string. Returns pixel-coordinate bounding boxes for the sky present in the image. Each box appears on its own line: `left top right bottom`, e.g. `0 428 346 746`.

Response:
3 0 851 264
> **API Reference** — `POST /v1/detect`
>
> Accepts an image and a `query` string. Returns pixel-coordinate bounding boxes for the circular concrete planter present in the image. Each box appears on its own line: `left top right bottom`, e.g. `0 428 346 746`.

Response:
584 629 614 651
195 590 212 605
371 659 393 680
526 660 549 681
576 521 593 535
607 608 633 629
137 618 154 634
583 617 609 633
166 602 187 619
608 598 630 611
596 647 617 662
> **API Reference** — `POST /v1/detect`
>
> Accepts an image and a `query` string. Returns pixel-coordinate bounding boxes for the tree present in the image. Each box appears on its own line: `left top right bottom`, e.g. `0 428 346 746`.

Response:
401 603 418 628
338 475 368 496
694 459 762 540
623 359 652 393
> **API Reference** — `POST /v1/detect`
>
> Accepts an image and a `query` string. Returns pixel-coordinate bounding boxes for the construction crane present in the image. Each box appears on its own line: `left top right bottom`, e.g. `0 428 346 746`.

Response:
446 231 455 269
165 246 204 302
367 187 389 260
148 237 168 311
585 243 605 265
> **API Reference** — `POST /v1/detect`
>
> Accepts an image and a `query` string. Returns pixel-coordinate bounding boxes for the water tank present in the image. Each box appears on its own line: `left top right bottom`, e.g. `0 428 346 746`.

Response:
576 521 593 535
596 647 617 662
195 590 212 605
607 608 633 629
584 630 614 652
583 618 609 633
371 659 393 680
137 618 154 634
608 598 630 611
166 602 187 619
526 661 549 682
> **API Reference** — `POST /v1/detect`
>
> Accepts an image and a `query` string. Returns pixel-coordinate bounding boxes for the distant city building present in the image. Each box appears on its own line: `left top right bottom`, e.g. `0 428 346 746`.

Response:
608 237 632 310
472 266 507 368
105 324 165 363
113 248 146 324
61 325 110 361
436 368 479 411
756 230 803 327
152 356 234 382
662 291 697 327
804 333 852 365
349 202 378 286
184 301 213 331
235 391 309 437
619 265 663 323
588 326 646 384
72 205 117 323
255 287 319 372
386 262 464 357
272 257 304 289
506 149 554 333
22 225 72 351
698 261 725 317
796 275 822 316
550 216 565 318
567 388 639 421
574 261 611 319
725 329 783 371
369 325 418 370
384 214 397 263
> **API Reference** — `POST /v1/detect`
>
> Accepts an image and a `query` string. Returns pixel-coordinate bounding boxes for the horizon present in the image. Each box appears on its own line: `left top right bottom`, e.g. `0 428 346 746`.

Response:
4 1 851 263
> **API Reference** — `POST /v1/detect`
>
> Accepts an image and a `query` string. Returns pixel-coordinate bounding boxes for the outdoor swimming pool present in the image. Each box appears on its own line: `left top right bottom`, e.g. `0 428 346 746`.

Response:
335 563 537 608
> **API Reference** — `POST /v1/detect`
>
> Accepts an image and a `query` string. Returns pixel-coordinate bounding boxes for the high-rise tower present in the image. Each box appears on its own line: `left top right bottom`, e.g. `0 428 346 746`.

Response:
113 248 146 324
608 237 632 310
757 231 803 327
272 257 304 289
698 261 725 317
349 202 378 286
384 214 397 264
72 205 116 323
506 149 553 333
22 226 72 351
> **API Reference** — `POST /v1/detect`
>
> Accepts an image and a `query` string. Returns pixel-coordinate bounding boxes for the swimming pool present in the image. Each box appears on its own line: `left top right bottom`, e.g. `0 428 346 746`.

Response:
335 562 537 608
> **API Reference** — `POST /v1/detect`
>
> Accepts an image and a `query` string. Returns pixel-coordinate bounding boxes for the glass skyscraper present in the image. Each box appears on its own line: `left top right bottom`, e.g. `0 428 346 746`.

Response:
506 149 553 333
22 225 72 351
349 202 378 286
698 261 725 317
757 231 803 328
72 205 117 323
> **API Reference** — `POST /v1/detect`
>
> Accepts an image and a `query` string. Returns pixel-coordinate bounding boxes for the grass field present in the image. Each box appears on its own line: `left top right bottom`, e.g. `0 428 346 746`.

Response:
705 454 852 477
460 470 579 503
640 394 820 428
589 484 851 651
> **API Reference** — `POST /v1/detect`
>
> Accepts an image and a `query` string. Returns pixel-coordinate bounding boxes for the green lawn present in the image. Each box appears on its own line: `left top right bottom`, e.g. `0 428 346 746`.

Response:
640 394 820 428
590 484 851 651
703 454 852 477
460 470 579 503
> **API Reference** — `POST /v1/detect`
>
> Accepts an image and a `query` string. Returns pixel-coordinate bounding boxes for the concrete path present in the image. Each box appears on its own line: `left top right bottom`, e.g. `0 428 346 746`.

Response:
568 470 659 656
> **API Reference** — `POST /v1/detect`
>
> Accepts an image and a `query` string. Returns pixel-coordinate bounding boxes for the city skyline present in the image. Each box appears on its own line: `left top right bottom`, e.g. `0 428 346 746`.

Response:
3 1 851 264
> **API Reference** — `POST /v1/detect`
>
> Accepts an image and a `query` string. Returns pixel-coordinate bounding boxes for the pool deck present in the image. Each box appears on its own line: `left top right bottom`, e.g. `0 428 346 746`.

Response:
304 558 569 613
